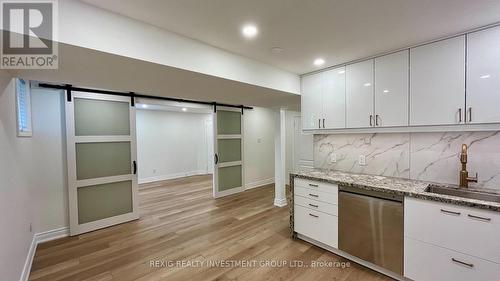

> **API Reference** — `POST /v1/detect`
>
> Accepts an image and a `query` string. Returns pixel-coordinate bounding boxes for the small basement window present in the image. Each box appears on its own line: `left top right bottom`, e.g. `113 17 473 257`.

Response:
16 78 32 137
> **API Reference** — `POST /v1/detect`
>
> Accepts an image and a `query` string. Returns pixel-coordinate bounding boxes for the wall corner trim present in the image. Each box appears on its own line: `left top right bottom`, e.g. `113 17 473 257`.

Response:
20 227 70 281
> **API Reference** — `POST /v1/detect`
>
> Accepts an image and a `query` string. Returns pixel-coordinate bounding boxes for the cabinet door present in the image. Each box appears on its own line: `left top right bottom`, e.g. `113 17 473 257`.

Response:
346 60 374 128
322 67 346 129
374 50 409 127
410 36 465 126
467 26 500 124
301 73 323 130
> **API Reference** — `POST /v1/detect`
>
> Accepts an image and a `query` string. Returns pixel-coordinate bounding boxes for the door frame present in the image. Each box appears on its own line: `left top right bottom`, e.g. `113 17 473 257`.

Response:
212 106 245 198
66 91 139 236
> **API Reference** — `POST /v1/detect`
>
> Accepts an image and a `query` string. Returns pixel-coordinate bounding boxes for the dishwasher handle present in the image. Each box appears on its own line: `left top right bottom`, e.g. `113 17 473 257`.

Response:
339 185 403 203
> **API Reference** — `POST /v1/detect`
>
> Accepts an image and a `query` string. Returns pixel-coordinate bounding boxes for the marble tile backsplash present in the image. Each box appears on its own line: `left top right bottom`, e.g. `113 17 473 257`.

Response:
314 132 500 189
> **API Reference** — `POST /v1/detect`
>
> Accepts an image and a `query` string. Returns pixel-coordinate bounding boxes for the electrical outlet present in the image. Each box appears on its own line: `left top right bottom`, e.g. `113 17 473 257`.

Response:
330 153 337 163
153 169 156 174
257 138 262 143
358 155 366 166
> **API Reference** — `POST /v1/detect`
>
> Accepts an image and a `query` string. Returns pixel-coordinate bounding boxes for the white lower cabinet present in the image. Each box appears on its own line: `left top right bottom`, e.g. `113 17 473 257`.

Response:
294 195 338 216
294 179 338 248
405 237 500 281
404 197 500 280
405 197 500 264
294 205 338 248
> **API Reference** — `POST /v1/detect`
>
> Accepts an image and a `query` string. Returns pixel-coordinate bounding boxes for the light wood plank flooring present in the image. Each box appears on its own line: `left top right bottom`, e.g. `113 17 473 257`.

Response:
29 175 392 281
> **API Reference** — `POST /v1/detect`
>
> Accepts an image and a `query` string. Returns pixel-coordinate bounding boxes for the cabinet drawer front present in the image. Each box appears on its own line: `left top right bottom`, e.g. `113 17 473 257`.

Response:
295 186 338 204
294 195 338 216
294 205 338 248
405 197 500 263
405 237 500 281
294 179 338 195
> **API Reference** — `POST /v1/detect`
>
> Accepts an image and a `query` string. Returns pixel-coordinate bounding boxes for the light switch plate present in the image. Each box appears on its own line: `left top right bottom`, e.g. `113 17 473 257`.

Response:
359 155 366 166
330 153 337 163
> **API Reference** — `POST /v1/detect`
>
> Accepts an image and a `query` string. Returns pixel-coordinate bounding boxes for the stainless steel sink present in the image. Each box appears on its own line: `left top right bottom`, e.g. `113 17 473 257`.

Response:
426 185 500 203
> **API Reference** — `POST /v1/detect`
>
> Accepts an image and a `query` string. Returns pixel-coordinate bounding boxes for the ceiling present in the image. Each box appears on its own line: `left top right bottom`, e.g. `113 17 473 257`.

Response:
81 0 500 74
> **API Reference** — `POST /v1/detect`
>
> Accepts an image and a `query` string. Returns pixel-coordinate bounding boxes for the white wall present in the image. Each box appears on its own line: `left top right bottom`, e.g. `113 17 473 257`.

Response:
136 110 212 183
243 107 276 188
0 80 68 281
0 77 33 281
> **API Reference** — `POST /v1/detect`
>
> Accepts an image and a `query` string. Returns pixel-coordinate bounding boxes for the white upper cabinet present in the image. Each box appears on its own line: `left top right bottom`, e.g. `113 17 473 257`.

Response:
322 67 346 129
301 67 346 130
346 60 374 128
467 26 500 124
410 36 466 126
301 72 323 130
374 51 409 127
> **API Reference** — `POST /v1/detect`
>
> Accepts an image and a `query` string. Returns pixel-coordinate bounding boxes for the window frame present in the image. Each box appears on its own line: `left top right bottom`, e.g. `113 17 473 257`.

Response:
15 78 33 137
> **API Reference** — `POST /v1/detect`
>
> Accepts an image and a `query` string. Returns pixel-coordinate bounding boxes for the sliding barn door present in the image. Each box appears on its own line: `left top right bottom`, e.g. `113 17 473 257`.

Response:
66 91 139 236
213 107 244 198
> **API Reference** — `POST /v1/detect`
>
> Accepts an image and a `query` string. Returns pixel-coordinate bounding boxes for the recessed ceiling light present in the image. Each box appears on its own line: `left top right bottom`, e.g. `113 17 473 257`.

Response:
242 24 258 38
383 89 390 93
338 70 345 74
313 58 325 66
182 107 187 112
141 104 148 109
480 74 491 79
271 47 284 54
364 83 372 87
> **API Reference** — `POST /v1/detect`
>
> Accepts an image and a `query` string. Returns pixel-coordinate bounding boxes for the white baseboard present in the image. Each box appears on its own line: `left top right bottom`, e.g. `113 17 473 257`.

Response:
20 227 69 281
245 178 274 190
274 197 288 207
139 170 209 184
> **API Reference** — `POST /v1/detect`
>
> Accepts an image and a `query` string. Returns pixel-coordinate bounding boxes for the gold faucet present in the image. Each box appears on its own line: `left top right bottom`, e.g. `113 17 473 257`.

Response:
459 144 478 188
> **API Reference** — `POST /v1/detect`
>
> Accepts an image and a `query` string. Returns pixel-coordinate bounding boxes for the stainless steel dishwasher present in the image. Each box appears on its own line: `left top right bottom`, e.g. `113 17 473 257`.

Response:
338 185 404 275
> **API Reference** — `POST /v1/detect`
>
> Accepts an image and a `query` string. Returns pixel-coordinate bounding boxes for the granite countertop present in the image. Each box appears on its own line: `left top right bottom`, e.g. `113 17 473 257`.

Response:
291 169 500 212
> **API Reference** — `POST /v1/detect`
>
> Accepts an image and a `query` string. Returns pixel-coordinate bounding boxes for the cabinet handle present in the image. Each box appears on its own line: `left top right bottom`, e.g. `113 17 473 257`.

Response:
375 114 380 126
309 213 319 218
369 115 373 126
467 214 491 222
451 258 474 268
308 193 319 198
468 107 472 123
308 183 319 187
308 203 319 208
440 209 461 216
318 119 321 129
133 161 137 175
322 118 325 128
458 108 462 123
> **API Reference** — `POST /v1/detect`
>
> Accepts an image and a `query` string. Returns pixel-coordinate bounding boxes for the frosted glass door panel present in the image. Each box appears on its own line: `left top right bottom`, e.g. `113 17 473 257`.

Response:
218 165 242 191
76 142 131 180
217 111 241 135
217 139 241 163
67 92 138 236
77 181 133 224
75 98 130 136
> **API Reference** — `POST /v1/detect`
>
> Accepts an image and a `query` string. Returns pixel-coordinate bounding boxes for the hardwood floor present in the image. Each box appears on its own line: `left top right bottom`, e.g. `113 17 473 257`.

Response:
29 175 392 281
